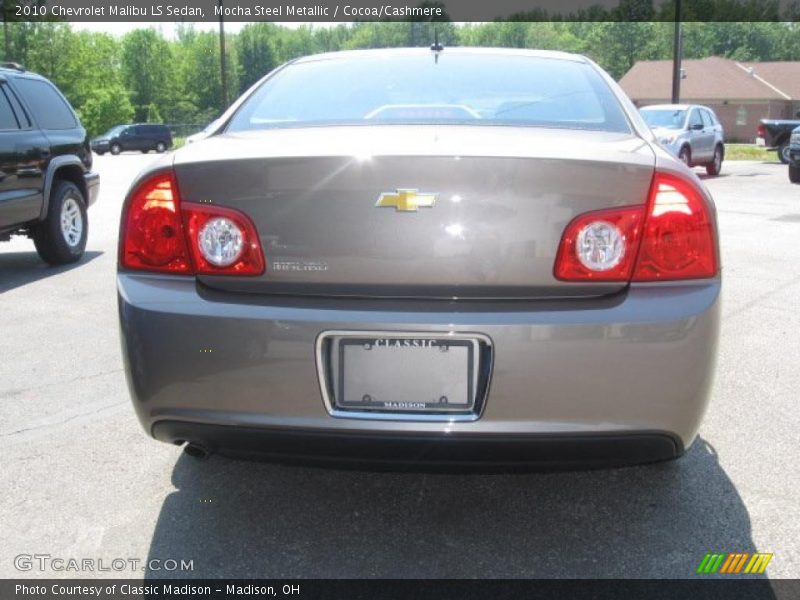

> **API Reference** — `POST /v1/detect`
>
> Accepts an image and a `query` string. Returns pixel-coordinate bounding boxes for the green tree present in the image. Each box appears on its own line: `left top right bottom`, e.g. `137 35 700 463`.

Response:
343 22 456 50
237 23 279 93
460 22 530 47
146 103 163 123
525 23 583 52
121 28 174 121
180 30 238 122
78 84 134 137
312 24 356 53
580 22 663 79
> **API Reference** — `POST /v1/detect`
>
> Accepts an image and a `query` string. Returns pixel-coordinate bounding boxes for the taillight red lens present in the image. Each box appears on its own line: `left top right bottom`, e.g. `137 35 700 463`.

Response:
632 172 717 281
554 206 645 281
555 171 717 283
120 171 265 276
183 203 265 275
757 124 766 138
120 172 191 273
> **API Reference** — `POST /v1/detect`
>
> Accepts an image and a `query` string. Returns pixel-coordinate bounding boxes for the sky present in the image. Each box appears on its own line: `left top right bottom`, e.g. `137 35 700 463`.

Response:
71 21 334 38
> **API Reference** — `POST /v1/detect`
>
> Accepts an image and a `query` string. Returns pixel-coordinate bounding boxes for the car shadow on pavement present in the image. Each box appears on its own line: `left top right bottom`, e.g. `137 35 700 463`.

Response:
698 173 731 180
145 436 774 584
0 250 102 294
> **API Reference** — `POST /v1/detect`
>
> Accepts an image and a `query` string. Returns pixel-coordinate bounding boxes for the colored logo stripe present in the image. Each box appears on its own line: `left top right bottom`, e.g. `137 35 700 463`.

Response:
697 552 772 574
745 553 773 574
697 553 725 574
720 553 749 573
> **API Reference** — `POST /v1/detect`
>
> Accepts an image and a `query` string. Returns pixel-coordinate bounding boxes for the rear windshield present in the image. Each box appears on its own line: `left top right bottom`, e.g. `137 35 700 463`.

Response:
641 109 687 129
227 54 631 133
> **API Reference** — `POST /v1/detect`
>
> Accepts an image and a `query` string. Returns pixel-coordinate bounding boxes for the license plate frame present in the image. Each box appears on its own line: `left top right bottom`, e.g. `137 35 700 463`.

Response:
316 331 490 420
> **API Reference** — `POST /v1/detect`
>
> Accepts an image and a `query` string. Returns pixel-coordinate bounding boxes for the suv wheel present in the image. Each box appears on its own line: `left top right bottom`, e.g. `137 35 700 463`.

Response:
155 141 166 153
706 146 723 176
778 142 791 164
110 143 122 155
679 146 691 167
33 181 88 265
790 164 800 184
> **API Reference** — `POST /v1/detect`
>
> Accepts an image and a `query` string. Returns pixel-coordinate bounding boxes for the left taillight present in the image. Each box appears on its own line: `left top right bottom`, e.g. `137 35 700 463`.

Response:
183 203 265 275
119 170 265 276
120 171 192 273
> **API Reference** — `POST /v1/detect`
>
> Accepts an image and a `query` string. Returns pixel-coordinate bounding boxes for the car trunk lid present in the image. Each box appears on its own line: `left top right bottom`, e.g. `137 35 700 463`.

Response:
174 126 655 299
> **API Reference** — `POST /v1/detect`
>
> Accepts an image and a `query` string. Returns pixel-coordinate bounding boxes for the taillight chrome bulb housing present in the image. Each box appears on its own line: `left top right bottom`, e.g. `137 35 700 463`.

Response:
198 217 244 267
575 220 625 272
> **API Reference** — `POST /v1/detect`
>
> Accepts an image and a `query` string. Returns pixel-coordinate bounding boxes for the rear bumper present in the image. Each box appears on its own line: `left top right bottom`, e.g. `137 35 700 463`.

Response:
789 147 800 165
118 274 720 466
153 421 682 469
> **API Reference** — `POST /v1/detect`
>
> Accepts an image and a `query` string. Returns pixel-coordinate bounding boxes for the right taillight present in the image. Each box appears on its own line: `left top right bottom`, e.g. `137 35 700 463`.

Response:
555 170 717 283
632 171 717 281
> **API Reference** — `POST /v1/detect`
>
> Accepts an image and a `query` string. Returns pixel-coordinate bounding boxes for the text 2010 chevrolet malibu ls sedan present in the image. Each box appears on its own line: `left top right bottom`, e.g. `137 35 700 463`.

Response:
118 48 720 468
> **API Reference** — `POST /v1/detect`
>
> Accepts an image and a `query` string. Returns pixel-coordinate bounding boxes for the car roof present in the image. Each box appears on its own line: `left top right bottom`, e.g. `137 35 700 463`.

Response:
292 47 589 65
641 104 714 112
0 67 47 81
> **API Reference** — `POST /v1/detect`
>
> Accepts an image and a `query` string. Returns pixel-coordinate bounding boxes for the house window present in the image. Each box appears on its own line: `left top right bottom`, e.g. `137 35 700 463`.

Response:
736 106 747 126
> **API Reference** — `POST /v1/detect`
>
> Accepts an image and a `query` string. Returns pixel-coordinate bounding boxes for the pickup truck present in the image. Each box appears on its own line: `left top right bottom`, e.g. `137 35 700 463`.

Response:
757 114 800 164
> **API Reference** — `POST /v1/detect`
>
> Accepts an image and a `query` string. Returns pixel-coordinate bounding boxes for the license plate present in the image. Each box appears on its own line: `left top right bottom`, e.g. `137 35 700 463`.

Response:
333 336 479 414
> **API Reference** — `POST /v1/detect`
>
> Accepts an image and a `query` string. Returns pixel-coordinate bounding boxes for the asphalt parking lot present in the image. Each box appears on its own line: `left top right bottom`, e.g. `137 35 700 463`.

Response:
1 155 798 580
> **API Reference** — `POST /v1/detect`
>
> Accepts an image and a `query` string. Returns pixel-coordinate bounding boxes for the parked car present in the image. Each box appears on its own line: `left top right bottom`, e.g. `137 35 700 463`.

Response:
118 48 720 468
756 115 800 164
0 63 99 264
789 126 800 184
640 104 725 176
91 123 172 155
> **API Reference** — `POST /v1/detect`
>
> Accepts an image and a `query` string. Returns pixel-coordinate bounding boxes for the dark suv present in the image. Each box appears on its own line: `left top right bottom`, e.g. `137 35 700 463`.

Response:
0 64 99 264
91 123 172 155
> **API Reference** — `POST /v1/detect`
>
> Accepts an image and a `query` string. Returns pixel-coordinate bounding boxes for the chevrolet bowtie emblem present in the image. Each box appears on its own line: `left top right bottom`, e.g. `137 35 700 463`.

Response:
376 189 438 212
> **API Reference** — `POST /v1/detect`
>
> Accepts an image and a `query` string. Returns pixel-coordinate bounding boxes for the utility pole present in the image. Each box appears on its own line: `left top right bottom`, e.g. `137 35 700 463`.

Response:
671 0 683 104
218 0 229 108
3 2 9 62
